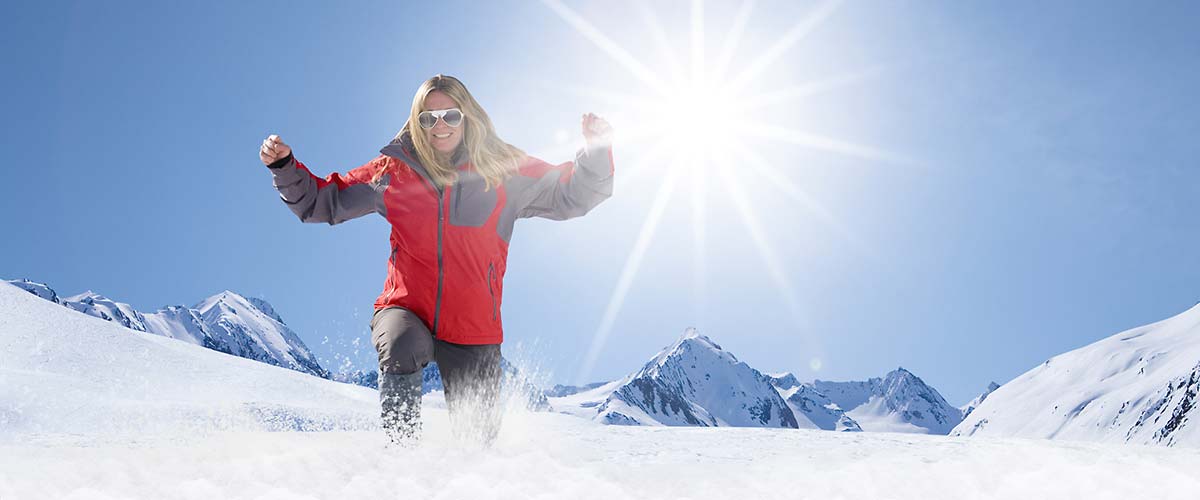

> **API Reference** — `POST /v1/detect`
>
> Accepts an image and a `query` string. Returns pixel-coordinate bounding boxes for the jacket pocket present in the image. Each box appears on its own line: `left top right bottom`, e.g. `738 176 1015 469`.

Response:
487 262 497 321
449 172 497 228
384 246 400 303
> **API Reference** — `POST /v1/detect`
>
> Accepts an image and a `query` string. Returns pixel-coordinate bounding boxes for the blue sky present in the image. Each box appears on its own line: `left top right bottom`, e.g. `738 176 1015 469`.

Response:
2 1 1197 405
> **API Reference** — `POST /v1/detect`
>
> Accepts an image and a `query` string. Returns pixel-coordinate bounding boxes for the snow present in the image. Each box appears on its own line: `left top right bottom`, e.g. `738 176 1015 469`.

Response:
813 368 964 434
4 413 1200 499
551 331 796 427
4 282 1200 499
0 281 374 439
953 302 1200 446
193 290 322 374
960 381 1001 420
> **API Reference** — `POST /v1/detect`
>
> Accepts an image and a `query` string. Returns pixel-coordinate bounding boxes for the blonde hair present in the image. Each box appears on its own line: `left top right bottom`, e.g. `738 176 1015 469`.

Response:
374 75 525 190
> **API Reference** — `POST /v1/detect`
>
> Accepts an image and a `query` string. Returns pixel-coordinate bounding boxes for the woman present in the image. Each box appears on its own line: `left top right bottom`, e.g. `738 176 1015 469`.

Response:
259 74 614 446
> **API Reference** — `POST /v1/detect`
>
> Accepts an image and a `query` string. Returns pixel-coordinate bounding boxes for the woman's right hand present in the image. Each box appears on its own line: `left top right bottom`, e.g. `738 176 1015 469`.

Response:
260 134 292 165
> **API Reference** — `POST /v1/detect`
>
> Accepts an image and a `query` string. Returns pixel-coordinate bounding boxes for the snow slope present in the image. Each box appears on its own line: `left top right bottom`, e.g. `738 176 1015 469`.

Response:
953 303 1200 447
0 281 375 438
5 279 328 378
960 381 1001 420
4 281 1200 499
4 408 1200 499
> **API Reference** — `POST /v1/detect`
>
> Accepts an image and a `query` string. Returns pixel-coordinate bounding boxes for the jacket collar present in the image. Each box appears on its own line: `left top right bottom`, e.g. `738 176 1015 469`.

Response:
380 130 469 171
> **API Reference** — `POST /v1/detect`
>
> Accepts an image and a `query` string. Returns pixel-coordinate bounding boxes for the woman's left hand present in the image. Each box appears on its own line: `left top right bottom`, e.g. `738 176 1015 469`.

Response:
582 113 613 149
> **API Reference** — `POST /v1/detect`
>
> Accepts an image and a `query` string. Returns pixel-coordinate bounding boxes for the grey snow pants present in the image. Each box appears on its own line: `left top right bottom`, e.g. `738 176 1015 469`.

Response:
370 306 502 444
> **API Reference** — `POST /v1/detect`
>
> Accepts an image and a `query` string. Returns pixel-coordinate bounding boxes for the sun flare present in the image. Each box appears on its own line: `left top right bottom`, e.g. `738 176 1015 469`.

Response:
657 80 738 153
541 0 912 383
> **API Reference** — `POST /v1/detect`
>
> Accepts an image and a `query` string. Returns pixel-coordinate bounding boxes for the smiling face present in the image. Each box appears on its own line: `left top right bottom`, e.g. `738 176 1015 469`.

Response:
423 90 465 154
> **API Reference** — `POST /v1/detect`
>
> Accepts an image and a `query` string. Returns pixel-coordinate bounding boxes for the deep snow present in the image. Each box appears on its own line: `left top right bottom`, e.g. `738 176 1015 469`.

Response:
3 282 1200 499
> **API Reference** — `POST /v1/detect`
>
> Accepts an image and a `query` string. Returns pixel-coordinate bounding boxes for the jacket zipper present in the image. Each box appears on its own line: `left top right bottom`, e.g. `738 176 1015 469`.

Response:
487 262 496 321
408 170 446 339
385 245 398 303
433 188 445 337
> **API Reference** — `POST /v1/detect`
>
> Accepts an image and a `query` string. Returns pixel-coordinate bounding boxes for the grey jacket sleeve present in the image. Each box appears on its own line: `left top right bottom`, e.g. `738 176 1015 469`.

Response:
513 145 614 220
267 153 388 225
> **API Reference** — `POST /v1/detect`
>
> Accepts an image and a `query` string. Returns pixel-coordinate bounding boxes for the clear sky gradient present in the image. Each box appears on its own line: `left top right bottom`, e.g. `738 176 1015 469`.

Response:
3 1 1197 405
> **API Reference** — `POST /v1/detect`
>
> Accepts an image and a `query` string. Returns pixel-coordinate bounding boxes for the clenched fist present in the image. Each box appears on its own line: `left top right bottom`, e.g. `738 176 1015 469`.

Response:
260 134 292 165
582 113 613 149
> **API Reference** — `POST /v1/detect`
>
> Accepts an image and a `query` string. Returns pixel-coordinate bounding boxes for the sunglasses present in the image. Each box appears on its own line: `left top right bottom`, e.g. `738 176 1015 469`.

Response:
418 108 464 129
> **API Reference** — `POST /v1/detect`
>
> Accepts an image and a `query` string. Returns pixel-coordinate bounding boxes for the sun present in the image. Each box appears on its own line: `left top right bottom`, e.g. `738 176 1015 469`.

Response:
540 0 912 384
658 79 738 154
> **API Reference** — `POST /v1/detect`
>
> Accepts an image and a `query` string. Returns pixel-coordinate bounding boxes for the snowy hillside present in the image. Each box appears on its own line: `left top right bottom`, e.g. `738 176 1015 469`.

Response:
953 303 1200 447
0 281 375 438
5 279 328 378
553 328 797 427
4 281 1200 499
812 368 964 434
960 381 1001 419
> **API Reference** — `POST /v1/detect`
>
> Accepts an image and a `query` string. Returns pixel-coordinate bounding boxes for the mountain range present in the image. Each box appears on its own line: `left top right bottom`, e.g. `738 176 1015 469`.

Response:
551 327 964 434
7 278 328 378
10 276 1197 447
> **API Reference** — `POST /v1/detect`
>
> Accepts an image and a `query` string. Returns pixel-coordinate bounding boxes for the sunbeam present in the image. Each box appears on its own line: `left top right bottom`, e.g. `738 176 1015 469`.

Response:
540 0 912 383
689 151 709 328
632 1 687 85
540 0 673 96
612 139 673 195
739 64 890 112
727 0 844 93
531 80 658 109
576 157 684 385
711 0 756 78
690 0 705 82
741 123 920 166
730 141 877 262
713 149 810 331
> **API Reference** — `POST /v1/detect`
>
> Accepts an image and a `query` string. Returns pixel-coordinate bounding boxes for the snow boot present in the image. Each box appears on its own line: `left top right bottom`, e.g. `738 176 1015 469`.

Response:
379 370 423 446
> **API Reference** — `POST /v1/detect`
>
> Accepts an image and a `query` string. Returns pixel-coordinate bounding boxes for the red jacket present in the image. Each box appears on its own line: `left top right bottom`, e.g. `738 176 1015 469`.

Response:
268 132 613 344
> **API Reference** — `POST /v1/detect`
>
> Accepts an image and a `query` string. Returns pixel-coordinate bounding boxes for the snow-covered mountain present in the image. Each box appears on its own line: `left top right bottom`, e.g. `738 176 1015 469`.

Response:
952 303 1200 447
5 280 1200 499
8 278 61 303
550 329 961 433
193 290 328 378
5 279 328 379
142 304 230 351
62 290 151 332
336 358 551 411
0 281 376 437
552 328 798 428
544 382 607 398
811 368 963 434
960 381 1001 420
769 373 862 432
768 368 961 434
